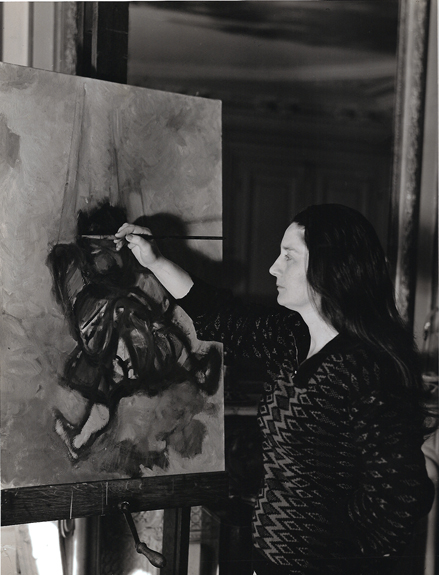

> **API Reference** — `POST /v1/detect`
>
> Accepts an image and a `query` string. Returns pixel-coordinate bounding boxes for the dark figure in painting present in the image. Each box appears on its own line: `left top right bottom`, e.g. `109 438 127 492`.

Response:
47 201 221 475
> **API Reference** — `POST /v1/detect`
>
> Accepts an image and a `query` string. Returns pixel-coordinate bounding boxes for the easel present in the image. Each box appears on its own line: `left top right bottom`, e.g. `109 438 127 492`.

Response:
1 7 228 572
1 472 228 574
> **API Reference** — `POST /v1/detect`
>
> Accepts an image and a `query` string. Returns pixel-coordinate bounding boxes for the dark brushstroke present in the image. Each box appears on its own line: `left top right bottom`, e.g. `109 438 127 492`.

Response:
0 113 20 172
47 200 221 474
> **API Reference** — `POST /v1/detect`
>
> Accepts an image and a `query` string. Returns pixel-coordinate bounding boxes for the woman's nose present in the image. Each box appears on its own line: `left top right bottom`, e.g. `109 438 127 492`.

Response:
269 257 281 277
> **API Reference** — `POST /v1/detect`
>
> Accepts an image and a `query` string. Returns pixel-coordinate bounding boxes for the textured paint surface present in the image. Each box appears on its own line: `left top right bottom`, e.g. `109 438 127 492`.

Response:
0 63 223 488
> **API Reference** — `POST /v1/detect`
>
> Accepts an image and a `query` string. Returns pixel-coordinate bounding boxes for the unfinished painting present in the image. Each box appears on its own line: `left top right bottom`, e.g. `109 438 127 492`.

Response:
0 62 224 489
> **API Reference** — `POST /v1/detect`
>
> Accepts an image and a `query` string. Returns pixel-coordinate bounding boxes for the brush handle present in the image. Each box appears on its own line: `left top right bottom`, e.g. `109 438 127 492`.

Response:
81 234 222 240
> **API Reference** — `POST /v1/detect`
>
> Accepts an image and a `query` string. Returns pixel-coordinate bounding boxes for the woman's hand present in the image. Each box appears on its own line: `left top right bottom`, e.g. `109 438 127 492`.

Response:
115 223 194 298
115 223 161 269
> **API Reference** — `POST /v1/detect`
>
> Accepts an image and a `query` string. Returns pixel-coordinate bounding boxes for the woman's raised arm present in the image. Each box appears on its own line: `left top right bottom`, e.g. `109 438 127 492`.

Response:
115 223 194 299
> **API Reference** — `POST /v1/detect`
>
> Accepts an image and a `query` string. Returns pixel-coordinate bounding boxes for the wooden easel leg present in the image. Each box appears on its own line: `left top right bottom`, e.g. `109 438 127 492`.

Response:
161 507 191 575
71 517 100 575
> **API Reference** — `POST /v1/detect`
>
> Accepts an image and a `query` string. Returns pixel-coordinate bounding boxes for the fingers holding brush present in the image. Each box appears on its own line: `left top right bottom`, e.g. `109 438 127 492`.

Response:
115 223 161 268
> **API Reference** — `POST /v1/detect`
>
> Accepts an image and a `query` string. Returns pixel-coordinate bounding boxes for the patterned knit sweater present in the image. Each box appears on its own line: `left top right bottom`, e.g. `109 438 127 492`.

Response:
178 279 434 574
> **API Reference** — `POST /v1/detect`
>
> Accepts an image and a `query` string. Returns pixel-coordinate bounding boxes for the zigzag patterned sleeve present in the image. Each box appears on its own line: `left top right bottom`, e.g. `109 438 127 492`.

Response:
332 357 434 558
178 277 310 368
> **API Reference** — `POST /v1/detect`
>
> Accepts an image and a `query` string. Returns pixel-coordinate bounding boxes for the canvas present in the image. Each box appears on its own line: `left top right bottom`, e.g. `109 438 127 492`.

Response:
0 62 224 489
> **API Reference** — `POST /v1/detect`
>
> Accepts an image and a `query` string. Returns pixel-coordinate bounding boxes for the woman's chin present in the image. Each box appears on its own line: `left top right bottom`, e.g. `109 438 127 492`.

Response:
276 293 286 307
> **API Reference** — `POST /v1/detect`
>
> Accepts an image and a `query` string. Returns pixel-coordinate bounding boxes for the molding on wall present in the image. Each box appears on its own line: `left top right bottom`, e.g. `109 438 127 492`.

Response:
54 2 78 75
389 0 431 326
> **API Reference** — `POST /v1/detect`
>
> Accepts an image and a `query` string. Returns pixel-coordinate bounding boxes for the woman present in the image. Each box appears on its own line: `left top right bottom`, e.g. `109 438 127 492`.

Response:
115 204 435 575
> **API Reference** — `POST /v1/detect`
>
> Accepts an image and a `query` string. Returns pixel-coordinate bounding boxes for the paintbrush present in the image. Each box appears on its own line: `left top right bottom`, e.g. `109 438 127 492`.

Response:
80 234 223 240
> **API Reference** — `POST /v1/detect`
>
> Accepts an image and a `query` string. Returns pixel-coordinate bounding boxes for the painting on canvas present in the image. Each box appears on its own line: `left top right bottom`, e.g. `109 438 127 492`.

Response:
0 62 224 489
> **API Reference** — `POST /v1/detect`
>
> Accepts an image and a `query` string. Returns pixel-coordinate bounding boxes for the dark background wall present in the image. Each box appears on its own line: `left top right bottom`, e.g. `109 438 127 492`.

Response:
128 0 399 304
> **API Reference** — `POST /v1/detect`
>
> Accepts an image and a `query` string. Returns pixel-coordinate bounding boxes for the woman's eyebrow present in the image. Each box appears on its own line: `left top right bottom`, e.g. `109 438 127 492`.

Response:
281 245 299 253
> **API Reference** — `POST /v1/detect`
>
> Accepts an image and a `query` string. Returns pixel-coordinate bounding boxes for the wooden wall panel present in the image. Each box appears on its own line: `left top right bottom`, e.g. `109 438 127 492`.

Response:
223 125 392 305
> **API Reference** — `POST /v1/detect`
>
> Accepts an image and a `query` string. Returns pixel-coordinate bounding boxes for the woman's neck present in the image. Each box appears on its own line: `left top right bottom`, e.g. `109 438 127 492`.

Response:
300 309 339 359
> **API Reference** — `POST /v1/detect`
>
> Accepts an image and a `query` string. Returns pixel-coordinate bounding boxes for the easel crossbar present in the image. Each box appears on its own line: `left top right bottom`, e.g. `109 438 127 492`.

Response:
1 471 229 526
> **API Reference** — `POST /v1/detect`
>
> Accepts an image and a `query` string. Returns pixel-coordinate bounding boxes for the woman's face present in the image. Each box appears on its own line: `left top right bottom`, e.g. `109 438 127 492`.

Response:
269 223 315 314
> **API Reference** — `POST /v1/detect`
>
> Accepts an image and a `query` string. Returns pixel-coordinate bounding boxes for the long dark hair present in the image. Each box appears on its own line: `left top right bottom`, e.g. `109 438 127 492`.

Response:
293 204 434 431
